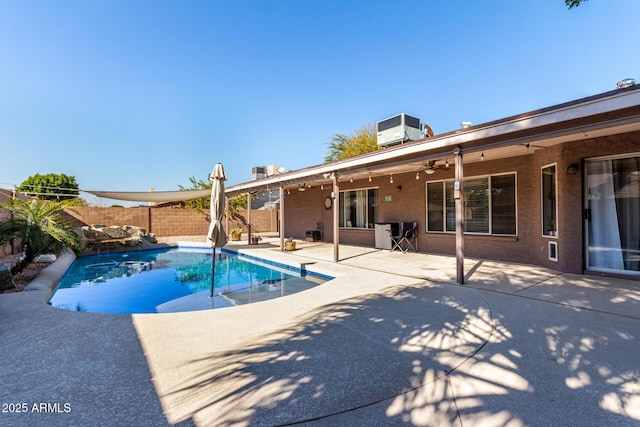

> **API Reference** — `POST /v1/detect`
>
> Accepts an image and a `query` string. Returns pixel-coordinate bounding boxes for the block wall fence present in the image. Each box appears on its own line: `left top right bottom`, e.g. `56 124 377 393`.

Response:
61 207 279 237
0 194 278 256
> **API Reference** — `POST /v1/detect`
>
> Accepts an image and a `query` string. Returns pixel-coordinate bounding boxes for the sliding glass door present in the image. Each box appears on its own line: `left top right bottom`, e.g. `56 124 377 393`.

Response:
585 155 640 274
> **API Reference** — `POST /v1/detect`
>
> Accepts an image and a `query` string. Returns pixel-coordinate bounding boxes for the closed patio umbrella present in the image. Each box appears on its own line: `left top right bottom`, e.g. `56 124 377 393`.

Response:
207 163 227 297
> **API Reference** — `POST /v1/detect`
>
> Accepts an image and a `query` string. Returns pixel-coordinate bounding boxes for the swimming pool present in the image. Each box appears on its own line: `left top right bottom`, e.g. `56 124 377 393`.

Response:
48 247 330 314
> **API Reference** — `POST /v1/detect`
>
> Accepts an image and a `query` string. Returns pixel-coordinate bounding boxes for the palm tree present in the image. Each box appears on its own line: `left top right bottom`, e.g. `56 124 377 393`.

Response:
324 134 349 162
0 199 82 274
324 124 377 162
566 0 587 9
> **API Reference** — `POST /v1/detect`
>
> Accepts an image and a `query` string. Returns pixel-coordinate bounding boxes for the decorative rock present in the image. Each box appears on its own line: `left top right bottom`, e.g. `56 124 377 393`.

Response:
125 238 142 247
103 226 128 239
81 226 107 239
0 263 16 291
80 224 157 253
123 225 147 238
35 254 57 263
143 234 158 244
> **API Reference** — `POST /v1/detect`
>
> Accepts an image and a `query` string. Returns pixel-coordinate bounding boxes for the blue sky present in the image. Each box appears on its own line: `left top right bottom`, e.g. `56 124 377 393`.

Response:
1 1 639 205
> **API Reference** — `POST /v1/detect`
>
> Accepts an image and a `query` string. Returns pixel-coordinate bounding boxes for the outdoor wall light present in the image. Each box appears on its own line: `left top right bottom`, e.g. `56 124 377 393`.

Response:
390 174 393 183
416 171 420 180
368 173 372 182
567 163 579 174
445 159 449 168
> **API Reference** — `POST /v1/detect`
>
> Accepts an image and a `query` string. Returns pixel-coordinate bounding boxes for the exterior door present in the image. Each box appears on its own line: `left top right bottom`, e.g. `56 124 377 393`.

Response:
585 155 640 275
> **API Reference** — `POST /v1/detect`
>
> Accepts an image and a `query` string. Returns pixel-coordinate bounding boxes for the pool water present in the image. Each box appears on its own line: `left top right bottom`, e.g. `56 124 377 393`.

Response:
48 247 328 314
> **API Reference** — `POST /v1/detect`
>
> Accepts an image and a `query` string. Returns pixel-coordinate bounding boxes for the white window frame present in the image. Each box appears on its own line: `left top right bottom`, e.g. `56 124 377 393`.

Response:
425 172 518 236
548 241 558 262
339 186 379 229
541 163 558 239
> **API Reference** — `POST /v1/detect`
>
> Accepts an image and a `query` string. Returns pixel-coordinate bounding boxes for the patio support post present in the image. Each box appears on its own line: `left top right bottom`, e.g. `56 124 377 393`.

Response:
246 192 251 244
332 173 339 262
279 185 285 252
454 147 465 284
225 195 229 238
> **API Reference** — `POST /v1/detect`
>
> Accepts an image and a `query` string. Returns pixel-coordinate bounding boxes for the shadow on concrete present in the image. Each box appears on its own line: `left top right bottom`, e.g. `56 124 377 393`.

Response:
159 283 493 425
441 291 640 427
156 282 639 426
0 291 186 427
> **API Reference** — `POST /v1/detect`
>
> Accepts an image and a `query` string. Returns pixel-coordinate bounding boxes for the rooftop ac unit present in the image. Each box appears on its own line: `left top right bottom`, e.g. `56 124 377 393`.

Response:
251 166 267 181
377 113 421 147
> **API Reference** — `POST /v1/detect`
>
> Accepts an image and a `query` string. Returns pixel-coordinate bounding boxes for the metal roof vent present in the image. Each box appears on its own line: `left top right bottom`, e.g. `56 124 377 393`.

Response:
460 121 472 129
616 78 636 89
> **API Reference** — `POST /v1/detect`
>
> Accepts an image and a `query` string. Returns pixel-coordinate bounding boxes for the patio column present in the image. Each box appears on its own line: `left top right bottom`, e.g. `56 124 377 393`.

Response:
454 147 465 284
332 173 339 262
279 186 285 252
246 192 251 244
225 195 229 238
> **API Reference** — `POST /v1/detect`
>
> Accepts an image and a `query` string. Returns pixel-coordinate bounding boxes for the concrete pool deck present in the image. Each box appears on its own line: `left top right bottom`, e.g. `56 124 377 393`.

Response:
1 236 639 426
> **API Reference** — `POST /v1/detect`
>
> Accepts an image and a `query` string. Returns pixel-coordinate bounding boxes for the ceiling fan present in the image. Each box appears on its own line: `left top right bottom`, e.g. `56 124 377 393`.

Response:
423 160 440 175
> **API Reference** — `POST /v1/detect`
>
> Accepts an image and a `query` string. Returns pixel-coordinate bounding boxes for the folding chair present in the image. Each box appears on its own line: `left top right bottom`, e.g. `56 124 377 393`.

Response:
391 222 418 253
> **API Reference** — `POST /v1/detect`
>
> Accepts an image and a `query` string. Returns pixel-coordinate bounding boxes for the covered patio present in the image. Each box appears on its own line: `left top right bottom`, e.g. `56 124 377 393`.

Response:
226 86 640 281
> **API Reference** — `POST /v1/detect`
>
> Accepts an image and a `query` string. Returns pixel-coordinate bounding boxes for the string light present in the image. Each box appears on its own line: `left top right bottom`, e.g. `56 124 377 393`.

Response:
368 173 372 182
390 174 394 184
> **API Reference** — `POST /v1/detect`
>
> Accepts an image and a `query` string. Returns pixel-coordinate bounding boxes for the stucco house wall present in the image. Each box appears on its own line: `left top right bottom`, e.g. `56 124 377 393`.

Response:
282 130 640 276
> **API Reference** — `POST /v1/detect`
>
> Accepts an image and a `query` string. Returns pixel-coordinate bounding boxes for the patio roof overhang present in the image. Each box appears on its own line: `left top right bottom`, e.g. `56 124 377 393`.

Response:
226 85 640 196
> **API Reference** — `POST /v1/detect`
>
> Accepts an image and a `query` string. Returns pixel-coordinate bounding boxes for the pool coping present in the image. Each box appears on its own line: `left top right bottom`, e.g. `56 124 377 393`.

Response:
24 247 77 294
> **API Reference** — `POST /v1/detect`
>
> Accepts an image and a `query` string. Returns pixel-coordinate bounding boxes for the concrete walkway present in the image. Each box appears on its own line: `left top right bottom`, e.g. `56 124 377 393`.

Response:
1 238 638 426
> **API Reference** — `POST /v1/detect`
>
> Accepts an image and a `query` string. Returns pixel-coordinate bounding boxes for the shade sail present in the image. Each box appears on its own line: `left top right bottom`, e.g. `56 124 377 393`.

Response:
84 189 211 203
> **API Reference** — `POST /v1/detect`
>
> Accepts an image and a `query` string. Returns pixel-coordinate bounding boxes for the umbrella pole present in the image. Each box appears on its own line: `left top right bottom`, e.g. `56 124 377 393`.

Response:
210 248 215 297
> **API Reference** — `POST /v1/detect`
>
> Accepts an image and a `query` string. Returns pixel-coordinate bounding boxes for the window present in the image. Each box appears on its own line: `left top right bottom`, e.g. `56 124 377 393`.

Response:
586 155 639 273
462 177 489 233
427 182 444 231
541 165 557 237
339 188 378 228
492 174 517 235
426 173 516 235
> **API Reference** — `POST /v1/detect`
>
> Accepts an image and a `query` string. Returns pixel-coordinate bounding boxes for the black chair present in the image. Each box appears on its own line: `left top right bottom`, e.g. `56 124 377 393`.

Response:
391 222 418 253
